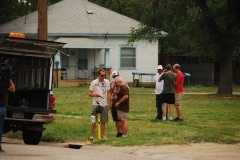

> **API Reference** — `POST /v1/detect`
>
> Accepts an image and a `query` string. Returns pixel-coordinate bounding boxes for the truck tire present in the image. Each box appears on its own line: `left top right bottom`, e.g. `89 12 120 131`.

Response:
23 130 43 145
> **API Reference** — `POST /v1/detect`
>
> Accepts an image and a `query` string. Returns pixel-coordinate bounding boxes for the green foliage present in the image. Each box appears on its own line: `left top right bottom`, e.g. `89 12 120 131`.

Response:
89 0 142 20
0 0 62 24
90 0 240 62
89 0 240 94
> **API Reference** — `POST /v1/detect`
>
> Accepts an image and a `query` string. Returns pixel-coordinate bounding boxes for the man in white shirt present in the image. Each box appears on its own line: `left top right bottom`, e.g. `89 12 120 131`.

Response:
88 69 111 141
155 65 164 120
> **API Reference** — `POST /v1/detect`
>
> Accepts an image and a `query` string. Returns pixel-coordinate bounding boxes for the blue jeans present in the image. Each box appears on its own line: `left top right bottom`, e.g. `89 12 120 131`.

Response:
0 107 6 150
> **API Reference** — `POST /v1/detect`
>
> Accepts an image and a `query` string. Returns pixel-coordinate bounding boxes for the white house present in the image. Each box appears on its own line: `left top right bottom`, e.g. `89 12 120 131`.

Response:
0 0 161 86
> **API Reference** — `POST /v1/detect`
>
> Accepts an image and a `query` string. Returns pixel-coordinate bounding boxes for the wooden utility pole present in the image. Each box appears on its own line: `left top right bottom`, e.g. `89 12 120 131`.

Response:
38 0 47 40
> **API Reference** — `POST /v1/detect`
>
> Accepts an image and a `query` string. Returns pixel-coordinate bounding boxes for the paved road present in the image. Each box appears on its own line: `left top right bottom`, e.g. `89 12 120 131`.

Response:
1 137 240 160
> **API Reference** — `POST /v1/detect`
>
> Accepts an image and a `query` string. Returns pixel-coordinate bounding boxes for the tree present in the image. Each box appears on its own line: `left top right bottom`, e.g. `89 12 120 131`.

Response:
0 0 61 25
89 0 143 20
191 0 240 94
91 0 240 95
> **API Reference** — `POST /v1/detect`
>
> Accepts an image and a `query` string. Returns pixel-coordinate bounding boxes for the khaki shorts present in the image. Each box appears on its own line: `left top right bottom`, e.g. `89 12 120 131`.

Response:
117 110 128 121
91 105 108 123
175 92 183 107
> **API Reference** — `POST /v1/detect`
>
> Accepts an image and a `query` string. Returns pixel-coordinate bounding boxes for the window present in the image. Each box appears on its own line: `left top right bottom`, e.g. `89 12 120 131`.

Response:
78 50 88 70
120 47 136 68
78 59 88 70
61 48 69 68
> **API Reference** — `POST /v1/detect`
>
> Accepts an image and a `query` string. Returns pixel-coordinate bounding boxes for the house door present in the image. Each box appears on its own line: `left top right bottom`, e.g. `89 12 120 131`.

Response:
78 52 88 79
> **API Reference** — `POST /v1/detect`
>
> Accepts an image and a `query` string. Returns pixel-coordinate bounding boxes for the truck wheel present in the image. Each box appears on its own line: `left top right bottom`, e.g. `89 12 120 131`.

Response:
23 130 43 145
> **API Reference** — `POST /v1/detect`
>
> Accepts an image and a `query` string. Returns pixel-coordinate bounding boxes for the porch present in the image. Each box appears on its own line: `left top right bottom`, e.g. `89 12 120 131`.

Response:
52 66 112 87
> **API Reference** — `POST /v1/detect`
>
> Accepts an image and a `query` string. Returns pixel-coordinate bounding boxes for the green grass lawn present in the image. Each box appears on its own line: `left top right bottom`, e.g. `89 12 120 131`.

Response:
5 85 240 146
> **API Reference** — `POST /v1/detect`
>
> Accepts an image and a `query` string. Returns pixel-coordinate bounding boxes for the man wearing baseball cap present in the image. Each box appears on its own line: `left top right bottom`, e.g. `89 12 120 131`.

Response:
155 65 164 120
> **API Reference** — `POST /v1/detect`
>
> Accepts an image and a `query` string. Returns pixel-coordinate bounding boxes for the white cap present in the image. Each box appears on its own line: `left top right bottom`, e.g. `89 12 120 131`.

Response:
157 65 163 70
111 71 119 78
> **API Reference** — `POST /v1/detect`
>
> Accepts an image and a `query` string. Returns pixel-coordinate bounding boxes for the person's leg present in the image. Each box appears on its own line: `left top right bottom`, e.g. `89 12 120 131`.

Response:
162 93 171 120
0 107 6 151
100 106 108 137
155 94 160 119
115 121 123 137
176 106 183 119
121 112 128 136
168 93 175 121
121 120 128 136
156 94 162 119
100 122 105 137
159 94 163 119
169 104 174 120
155 94 158 118
90 123 96 137
117 111 128 136
167 104 169 118
162 103 167 121
178 93 183 119
89 105 97 140
111 105 122 136
174 93 183 121
174 106 183 121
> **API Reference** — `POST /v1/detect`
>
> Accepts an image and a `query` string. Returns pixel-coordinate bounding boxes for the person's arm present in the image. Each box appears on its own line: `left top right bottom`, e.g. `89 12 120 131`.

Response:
174 73 179 86
114 86 120 94
154 74 157 88
107 89 111 109
8 79 15 92
158 73 164 82
115 94 128 107
88 90 103 98
115 86 129 107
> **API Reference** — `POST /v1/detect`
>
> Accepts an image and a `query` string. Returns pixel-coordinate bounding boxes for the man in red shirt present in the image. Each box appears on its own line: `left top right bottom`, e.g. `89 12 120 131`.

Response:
173 63 184 122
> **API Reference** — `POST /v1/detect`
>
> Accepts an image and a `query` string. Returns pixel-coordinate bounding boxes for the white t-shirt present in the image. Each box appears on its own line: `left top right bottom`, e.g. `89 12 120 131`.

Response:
155 73 164 94
89 79 110 106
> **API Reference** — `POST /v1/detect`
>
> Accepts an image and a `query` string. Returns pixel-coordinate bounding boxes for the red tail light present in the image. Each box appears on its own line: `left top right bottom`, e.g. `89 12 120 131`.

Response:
49 94 55 109
42 115 53 119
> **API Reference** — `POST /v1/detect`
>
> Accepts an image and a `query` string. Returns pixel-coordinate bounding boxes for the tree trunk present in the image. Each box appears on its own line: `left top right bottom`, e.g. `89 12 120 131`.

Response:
217 50 233 95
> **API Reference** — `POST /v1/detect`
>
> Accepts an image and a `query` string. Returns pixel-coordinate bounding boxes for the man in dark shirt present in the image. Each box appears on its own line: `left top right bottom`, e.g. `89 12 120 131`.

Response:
114 76 130 137
0 74 15 152
159 64 176 121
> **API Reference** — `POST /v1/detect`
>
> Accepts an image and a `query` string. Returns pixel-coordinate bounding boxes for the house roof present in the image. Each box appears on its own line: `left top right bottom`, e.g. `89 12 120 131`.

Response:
0 0 140 36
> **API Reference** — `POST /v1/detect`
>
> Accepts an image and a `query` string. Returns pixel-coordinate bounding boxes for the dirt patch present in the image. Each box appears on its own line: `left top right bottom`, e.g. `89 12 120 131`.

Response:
80 142 240 160
48 140 240 160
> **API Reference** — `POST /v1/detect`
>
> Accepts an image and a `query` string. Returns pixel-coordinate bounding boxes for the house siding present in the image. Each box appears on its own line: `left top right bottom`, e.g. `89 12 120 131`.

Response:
103 37 158 83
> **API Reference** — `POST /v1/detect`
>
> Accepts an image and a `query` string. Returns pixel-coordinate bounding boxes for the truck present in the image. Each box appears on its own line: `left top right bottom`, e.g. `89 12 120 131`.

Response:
0 34 65 145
